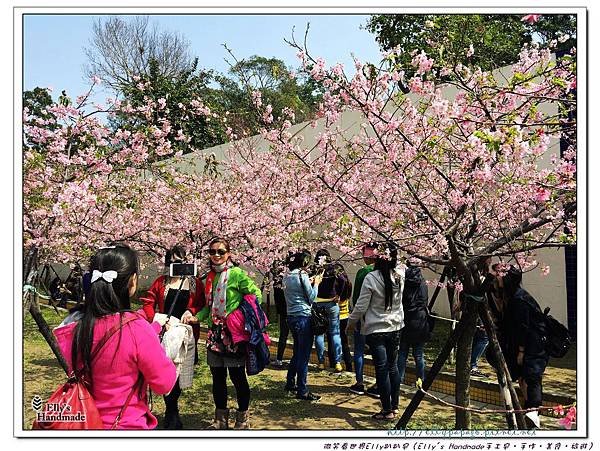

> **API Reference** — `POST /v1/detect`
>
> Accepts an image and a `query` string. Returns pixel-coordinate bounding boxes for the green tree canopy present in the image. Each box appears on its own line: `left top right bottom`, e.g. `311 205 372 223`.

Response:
366 14 576 77
114 57 227 157
215 54 321 136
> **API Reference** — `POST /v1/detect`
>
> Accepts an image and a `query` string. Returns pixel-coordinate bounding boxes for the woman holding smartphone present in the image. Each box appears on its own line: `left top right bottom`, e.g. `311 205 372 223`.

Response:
141 245 205 429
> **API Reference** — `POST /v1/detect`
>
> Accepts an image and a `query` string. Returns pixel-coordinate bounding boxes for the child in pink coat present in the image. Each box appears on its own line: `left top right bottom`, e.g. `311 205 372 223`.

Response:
53 244 177 430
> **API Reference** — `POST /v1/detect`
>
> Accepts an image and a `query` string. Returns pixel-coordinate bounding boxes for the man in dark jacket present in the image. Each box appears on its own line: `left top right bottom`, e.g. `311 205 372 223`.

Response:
500 266 549 428
397 265 430 385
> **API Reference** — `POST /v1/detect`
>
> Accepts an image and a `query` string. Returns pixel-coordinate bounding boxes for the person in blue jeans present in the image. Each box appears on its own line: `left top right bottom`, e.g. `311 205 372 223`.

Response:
349 243 378 397
347 243 405 420
311 249 350 373
470 323 489 377
283 250 323 401
397 265 431 386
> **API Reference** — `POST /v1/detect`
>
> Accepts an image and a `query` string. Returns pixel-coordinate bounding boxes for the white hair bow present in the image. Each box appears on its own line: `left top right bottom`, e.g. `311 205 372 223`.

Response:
91 270 118 284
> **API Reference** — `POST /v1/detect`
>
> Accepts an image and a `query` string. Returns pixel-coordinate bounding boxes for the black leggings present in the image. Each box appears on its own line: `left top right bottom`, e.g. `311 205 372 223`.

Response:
277 313 290 361
164 378 181 411
210 366 250 411
339 318 353 371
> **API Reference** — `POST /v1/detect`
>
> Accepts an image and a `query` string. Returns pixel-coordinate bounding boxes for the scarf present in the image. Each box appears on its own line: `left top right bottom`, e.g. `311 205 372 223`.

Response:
205 262 232 320
205 262 237 354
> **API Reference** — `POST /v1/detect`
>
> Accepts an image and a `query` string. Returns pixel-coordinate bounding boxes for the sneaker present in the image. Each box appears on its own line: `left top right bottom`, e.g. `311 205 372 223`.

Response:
371 410 395 420
284 384 297 395
470 368 489 378
296 392 321 402
525 411 541 429
334 363 343 373
349 383 365 395
366 385 380 399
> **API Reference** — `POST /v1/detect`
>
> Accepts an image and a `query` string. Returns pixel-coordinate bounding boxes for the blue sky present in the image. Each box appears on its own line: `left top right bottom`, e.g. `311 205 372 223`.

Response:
23 14 383 101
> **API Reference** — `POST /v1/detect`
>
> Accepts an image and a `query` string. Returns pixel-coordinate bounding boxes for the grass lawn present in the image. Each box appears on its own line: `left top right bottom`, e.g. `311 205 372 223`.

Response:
22 305 569 431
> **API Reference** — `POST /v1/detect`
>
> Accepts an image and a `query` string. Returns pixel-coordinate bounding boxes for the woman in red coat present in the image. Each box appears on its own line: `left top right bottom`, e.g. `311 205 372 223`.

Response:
141 245 205 429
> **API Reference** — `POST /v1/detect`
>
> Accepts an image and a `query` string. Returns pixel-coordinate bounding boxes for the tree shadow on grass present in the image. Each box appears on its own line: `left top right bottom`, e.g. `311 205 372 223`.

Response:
249 375 381 430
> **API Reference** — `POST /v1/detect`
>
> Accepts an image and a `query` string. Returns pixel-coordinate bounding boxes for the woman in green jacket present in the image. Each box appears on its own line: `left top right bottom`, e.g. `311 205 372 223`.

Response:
196 237 262 430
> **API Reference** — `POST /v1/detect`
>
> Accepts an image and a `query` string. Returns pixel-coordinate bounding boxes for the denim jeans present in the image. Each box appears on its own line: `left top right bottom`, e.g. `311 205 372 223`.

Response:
397 340 425 384
314 302 342 364
286 315 314 396
353 323 366 383
470 329 489 369
366 331 401 412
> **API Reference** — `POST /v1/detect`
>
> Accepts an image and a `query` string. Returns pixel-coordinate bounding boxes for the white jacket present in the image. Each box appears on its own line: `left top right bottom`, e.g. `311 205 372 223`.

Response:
158 315 196 389
348 268 405 335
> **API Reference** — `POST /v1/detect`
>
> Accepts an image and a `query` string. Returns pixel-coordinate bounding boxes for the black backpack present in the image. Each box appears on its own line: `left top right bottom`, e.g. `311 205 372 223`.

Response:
542 307 571 358
522 291 571 359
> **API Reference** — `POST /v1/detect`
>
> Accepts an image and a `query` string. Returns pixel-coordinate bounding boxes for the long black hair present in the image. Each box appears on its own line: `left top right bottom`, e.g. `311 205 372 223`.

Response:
286 250 312 271
165 244 186 267
502 265 523 301
71 243 139 380
374 243 398 310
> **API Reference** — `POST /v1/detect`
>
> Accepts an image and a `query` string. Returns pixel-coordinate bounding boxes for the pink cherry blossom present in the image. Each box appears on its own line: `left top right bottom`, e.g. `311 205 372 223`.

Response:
521 14 542 24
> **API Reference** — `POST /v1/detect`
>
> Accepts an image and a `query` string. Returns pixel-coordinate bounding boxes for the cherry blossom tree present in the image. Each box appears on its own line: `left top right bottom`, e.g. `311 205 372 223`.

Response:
238 32 576 429
23 21 576 428
22 76 326 368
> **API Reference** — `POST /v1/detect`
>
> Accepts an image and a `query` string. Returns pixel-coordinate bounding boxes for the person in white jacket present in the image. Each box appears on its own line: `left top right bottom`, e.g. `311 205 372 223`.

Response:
347 243 405 420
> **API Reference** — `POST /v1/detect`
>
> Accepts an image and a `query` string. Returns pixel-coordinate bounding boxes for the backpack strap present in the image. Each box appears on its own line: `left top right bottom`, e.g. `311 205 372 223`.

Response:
90 313 141 362
88 313 146 429
111 372 144 429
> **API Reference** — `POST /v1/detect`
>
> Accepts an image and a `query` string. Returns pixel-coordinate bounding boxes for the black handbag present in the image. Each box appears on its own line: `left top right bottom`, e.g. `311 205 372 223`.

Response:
310 305 329 335
298 272 329 335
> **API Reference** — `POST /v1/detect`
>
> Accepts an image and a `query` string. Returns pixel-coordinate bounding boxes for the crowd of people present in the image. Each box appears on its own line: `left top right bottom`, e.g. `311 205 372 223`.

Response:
48 239 553 430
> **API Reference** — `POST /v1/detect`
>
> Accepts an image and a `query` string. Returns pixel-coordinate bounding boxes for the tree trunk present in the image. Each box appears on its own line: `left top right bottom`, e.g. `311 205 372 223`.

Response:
454 299 477 429
396 314 468 429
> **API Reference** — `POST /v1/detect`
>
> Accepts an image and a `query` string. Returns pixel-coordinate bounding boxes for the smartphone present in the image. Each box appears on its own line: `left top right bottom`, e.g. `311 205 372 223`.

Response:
169 263 197 277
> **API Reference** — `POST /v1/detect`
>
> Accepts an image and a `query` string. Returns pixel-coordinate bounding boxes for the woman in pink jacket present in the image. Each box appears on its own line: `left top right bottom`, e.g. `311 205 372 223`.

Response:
54 244 177 429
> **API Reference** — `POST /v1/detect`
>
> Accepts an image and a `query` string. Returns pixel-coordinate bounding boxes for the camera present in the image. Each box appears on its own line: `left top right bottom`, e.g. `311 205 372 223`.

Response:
169 263 197 277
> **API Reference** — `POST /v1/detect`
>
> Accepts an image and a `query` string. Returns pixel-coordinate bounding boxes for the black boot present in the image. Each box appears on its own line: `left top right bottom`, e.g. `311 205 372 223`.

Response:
163 406 175 429
163 400 183 429
163 380 183 429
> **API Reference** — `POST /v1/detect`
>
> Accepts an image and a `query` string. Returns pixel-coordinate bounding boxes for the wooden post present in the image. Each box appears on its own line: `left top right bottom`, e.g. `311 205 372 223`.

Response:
478 301 527 429
27 293 69 375
395 314 468 429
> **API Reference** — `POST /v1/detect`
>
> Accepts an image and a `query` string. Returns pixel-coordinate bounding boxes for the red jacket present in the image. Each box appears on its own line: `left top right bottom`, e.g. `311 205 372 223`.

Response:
141 275 205 340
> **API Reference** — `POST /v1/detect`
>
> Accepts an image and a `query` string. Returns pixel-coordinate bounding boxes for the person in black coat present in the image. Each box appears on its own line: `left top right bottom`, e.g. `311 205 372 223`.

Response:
498 266 549 427
397 265 431 385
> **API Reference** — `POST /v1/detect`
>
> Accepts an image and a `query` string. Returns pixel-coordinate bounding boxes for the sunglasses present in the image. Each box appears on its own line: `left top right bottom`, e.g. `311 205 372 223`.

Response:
208 249 228 256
